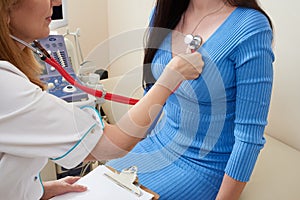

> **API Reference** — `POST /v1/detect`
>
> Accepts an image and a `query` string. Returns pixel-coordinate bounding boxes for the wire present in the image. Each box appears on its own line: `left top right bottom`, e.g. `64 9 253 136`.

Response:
80 162 91 176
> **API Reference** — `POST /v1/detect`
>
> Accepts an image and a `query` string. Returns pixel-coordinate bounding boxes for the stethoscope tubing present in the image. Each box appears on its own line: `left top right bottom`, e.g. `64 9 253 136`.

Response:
10 34 139 105
44 56 139 105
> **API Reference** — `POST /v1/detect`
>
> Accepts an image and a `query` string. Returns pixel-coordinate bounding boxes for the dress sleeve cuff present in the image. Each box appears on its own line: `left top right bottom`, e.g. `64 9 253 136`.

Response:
224 138 265 182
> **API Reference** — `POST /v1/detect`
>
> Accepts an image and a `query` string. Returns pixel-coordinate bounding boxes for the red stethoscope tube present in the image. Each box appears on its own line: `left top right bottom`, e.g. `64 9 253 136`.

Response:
9 35 139 105
44 57 139 105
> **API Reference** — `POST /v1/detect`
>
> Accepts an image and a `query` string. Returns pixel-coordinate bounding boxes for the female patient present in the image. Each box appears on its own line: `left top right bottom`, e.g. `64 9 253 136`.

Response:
0 0 203 199
108 0 274 199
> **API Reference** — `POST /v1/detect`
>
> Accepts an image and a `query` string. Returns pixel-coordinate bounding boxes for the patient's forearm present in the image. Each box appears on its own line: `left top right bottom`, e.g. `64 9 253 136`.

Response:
216 174 246 200
85 124 138 161
87 84 171 161
116 84 168 138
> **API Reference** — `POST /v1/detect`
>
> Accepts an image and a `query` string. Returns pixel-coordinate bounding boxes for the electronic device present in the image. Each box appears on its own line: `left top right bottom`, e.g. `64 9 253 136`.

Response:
50 0 68 30
36 35 89 103
37 1 88 102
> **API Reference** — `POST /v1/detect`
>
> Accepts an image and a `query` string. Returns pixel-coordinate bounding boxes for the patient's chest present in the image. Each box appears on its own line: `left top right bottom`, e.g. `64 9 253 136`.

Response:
152 47 236 104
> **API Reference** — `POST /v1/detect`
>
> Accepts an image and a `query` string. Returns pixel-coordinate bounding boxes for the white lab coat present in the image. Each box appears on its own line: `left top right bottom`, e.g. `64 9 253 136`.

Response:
0 61 103 200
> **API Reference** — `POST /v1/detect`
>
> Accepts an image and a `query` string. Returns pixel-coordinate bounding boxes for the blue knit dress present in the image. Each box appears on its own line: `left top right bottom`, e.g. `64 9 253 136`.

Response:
108 7 274 200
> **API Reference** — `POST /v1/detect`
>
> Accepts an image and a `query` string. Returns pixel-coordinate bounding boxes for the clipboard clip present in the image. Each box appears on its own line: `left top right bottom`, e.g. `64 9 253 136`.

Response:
103 166 142 197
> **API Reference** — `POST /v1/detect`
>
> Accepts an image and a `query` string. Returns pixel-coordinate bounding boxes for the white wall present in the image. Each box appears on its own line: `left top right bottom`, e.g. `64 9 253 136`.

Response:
78 0 155 77
56 0 109 59
106 0 155 77
260 0 300 150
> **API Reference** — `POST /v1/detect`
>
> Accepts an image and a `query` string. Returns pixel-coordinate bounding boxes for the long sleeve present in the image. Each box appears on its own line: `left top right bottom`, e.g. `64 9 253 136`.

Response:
225 29 274 182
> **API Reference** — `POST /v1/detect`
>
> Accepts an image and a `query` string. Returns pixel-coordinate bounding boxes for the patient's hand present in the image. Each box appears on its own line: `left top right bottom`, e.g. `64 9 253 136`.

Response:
156 51 204 92
41 176 87 200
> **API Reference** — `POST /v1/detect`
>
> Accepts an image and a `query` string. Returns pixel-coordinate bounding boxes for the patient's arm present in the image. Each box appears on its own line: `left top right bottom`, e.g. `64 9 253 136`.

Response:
145 107 163 135
85 83 170 161
216 174 247 200
86 52 203 161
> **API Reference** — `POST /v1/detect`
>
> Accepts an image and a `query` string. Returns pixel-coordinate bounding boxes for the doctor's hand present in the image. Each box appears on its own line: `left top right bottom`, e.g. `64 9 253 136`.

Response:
156 51 204 92
41 176 87 200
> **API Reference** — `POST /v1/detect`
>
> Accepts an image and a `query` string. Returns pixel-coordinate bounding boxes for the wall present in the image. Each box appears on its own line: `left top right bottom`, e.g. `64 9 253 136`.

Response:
80 0 155 77
56 0 109 60
106 0 155 77
260 0 300 150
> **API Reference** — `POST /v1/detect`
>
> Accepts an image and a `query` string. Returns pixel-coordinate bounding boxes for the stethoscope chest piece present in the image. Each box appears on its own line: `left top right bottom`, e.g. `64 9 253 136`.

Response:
184 34 203 51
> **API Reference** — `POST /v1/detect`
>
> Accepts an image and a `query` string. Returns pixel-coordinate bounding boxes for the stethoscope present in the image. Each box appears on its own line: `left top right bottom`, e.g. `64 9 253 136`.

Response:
184 34 203 53
10 34 201 105
10 35 139 105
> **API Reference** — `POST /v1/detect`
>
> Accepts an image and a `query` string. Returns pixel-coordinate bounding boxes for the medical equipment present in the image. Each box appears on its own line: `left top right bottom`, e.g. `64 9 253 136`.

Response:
63 28 84 70
10 34 139 105
50 0 68 30
184 34 203 52
35 35 88 102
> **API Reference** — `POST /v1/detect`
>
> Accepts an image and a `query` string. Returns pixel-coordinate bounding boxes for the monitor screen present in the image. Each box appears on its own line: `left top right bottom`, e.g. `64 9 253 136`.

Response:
49 0 68 30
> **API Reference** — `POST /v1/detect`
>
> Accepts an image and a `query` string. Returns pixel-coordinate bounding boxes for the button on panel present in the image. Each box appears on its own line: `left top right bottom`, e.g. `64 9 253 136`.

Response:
63 85 77 93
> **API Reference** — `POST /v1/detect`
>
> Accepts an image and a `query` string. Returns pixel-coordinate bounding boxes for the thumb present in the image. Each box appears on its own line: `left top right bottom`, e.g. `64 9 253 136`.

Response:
62 176 81 184
186 47 192 54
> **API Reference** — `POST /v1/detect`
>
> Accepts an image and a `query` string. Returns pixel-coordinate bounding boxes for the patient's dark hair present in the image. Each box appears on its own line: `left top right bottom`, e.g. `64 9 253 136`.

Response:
142 0 273 89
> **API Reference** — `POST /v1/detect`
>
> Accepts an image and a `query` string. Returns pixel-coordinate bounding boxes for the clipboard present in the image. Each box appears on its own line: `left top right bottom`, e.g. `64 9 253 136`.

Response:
50 165 159 200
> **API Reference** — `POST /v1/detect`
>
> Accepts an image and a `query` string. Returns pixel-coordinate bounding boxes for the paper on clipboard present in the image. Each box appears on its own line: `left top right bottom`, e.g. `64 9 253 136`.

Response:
50 165 154 200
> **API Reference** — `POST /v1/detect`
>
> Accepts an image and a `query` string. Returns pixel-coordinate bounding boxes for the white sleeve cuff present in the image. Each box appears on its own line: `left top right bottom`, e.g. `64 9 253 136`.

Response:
51 106 104 169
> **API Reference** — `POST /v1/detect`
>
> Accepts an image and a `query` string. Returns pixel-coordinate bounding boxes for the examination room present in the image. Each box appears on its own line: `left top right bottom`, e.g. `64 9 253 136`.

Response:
0 0 300 199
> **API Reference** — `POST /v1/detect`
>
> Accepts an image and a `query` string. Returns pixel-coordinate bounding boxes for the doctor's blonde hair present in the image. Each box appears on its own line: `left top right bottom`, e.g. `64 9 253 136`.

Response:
0 0 46 90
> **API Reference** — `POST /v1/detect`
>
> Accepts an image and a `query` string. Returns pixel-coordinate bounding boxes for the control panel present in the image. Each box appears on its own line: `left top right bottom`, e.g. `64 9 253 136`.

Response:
36 35 88 102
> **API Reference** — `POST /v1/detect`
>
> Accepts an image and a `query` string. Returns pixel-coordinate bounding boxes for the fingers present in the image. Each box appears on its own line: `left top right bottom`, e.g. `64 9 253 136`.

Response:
61 176 81 184
186 47 192 54
154 49 204 93
66 184 87 192
60 176 87 192
155 51 203 92
42 177 87 199
176 51 204 79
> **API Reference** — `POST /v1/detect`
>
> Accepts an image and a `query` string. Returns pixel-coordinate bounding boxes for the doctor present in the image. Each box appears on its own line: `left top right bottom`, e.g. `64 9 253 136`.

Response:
0 0 203 199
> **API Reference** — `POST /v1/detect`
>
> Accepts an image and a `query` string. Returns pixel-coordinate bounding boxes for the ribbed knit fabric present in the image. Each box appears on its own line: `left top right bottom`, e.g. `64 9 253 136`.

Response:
108 7 274 200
